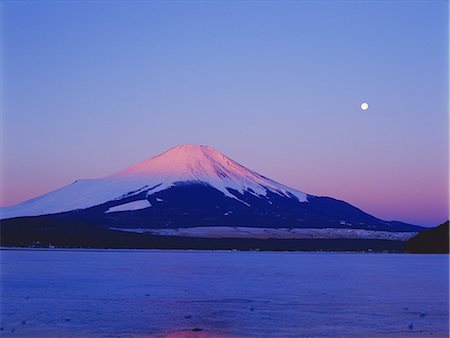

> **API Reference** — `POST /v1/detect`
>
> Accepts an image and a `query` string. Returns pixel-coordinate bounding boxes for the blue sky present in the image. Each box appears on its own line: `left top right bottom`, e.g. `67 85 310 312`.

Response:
2 1 448 226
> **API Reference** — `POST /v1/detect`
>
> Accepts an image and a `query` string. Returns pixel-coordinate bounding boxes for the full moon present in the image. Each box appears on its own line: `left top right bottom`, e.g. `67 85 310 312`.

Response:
360 102 369 110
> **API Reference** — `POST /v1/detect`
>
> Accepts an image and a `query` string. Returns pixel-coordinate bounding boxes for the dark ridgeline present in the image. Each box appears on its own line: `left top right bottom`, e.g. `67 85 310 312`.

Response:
404 221 449 254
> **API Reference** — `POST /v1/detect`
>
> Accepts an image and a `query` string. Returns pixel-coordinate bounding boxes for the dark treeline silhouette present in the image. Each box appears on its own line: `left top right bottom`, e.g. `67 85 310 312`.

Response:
404 221 449 254
1 216 405 252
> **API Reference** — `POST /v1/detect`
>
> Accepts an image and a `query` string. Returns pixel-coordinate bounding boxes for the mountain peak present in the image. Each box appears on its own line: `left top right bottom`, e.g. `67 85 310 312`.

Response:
159 144 225 164
116 143 231 178
113 143 307 204
169 143 214 151
164 144 214 155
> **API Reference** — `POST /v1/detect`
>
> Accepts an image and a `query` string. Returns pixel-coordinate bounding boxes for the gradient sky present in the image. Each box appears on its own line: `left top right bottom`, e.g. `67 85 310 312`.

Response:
1 1 448 227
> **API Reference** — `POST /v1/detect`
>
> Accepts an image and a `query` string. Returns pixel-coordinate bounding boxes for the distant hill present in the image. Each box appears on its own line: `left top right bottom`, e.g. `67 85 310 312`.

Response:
404 221 449 254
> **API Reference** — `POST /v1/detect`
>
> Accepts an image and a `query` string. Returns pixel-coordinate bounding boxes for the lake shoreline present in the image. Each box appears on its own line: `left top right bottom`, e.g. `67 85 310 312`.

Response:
2 246 448 254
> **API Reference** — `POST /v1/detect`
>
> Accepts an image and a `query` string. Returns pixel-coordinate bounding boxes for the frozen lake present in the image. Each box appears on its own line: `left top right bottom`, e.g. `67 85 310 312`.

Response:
0 249 448 337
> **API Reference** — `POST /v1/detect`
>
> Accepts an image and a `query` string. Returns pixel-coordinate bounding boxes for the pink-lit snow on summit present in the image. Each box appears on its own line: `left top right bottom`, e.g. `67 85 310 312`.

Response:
0 144 307 219
115 144 307 201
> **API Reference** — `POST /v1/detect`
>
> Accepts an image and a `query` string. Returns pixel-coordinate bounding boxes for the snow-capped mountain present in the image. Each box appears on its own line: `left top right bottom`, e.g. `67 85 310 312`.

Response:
1 144 307 219
1 144 423 250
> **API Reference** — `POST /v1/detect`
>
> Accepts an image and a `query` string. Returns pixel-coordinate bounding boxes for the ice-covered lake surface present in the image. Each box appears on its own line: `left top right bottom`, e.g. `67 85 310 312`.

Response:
0 249 448 337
